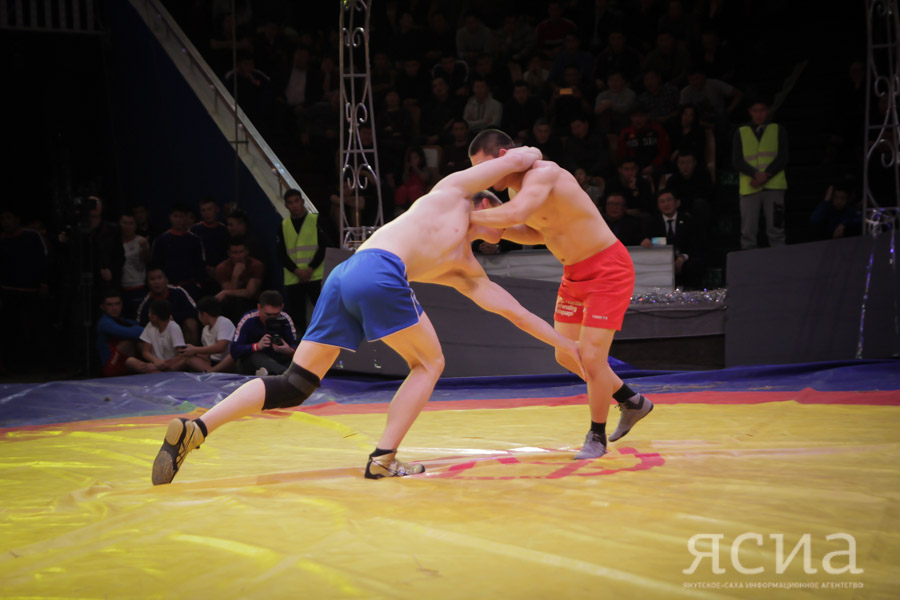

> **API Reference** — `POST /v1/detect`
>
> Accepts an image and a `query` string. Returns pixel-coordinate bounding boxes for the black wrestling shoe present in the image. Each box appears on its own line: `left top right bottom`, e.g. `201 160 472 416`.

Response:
608 395 654 442
151 418 205 485
364 452 425 479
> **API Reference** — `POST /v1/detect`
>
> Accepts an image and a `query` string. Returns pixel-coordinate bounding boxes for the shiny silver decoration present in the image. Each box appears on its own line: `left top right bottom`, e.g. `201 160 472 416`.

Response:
338 0 384 249
630 288 728 305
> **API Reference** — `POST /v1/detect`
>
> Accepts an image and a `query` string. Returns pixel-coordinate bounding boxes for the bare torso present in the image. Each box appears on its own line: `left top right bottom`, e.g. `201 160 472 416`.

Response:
509 161 618 264
358 189 474 281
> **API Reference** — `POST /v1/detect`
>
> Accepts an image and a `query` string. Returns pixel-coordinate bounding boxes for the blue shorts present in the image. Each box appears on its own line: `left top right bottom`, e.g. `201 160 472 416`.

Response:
302 249 423 351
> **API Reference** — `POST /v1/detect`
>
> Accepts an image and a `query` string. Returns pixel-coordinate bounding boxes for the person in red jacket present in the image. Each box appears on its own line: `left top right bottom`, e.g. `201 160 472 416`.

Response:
617 103 671 181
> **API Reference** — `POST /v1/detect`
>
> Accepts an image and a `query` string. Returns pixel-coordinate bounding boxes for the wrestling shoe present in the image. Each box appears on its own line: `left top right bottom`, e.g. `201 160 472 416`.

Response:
151 417 205 485
574 431 608 459
608 395 654 442
364 452 425 479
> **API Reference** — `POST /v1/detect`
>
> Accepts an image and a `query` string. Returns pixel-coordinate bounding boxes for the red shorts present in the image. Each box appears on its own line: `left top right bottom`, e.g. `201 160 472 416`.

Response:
554 241 635 330
102 344 129 378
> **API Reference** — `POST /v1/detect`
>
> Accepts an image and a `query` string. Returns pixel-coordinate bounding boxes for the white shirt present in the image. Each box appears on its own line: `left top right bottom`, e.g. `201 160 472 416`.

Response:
140 320 185 361
284 67 308 107
201 316 236 363
121 236 147 289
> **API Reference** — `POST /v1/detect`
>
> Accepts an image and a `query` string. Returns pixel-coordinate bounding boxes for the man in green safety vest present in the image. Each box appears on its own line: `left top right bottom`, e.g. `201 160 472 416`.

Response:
275 189 327 333
731 98 789 249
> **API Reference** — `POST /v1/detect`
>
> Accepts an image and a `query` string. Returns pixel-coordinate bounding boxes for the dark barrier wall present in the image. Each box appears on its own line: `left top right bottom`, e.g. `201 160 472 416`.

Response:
107 2 281 277
726 235 900 366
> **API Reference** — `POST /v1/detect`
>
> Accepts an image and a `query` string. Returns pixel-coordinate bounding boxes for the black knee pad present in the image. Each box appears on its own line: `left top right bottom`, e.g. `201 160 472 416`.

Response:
261 362 321 410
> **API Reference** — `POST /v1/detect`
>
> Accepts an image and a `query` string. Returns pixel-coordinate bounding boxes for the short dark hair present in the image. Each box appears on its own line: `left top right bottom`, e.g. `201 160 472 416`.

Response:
150 299 173 321
472 190 502 207
169 203 190 215
468 129 514 158
283 188 303 202
657 189 678 201
199 197 217 206
197 296 223 317
227 208 249 224
258 290 283 308
228 236 248 249
100 288 123 303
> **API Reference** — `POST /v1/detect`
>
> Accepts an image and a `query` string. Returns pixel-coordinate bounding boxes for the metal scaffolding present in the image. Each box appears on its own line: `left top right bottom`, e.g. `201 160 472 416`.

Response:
338 0 384 249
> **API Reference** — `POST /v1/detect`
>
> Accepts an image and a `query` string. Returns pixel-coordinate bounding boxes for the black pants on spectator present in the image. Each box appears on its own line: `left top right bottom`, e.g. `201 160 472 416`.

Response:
237 351 292 375
284 281 322 336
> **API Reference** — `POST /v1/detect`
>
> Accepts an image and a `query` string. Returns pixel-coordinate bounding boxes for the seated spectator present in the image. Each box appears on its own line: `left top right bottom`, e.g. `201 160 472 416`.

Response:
661 150 714 227
606 158 656 219
389 11 428 63
667 104 708 164
679 67 742 127
575 167 605 207
523 54 551 100
119 211 150 318
423 12 456 65
395 58 431 107
96 289 146 376
132 202 156 243
128 299 190 373
492 14 535 64
693 29 735 83
226 208 265 261
638 69 681 126
0 207 47 373
658 0 695 43
230 290 299 375
394 147 432 216
502 81 546 145
562 117 612 179
617 104 671 179
151 203 206 300
810 183 863 240
456 13 492 63
179 296 236 373
641 190 707 288
137 266 200 344
602 192 646 246
431 54 470 99
378 89 414 178
190 197 229 287
526 118 565 162
595 71 636 134
549 34 595 91
215 237 264 324
549 65 593 136
420 76 463 146
536 1 577 59
642 30 690 87
464 78 503 134
370 52 396 103
439 119 472 177
473 54 513 103
594 30 642 89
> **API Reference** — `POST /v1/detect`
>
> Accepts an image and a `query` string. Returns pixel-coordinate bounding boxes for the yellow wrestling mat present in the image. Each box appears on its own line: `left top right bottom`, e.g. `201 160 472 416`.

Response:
2 398 899 599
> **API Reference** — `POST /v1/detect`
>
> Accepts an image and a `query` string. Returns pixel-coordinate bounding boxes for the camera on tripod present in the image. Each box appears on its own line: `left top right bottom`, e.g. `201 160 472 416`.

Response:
266 315 287 346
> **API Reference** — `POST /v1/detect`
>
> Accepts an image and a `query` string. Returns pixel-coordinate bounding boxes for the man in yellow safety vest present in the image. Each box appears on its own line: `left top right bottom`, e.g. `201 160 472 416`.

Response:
731 98 789 249
275 189 327 333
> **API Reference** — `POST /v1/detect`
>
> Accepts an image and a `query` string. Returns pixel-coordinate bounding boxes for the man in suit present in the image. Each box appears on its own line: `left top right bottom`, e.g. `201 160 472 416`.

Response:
641 190 706 288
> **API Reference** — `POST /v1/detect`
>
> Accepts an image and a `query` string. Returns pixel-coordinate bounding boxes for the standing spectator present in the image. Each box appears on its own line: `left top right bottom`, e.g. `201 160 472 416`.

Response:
463 79 503 134
137 266 200 345
208 13 252 77
810 183 862 241
420 76 462 146
96 289 146 376
190 197 229 289
456 14 492 63
502 81 546 145
151 203 206 300
230 290 298 375
642 30 690 87
393 147 432 216
641 190 707 288
733 98 789 249
638 69 681 126
129 300 190 373
667 104 708 164
0 207 47 373
679 67 742 127
276 47 322 142
132 202 156 243
535 1 578 59
67 196 124 293
252 19 290 77
594 30 643 89
439 119 472 177
226 208 265 261
224 52 273 134
215 238 264 324
602 192 646 246
617 105 671 179
179 296 236 373
119 211 150 318
276 189 326 332
526 118 565 162
660 150 714 227
595 71 637 134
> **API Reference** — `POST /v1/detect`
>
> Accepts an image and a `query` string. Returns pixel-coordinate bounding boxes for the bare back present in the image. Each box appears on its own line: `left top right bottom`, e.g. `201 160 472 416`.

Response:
358 189 474 282
509 161 618 264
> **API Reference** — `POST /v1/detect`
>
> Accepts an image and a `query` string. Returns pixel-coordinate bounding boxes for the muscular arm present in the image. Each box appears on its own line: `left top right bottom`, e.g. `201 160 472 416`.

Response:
501 225 545 245
468 164 557 228
433 146 541 197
